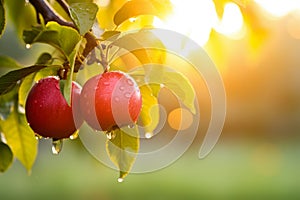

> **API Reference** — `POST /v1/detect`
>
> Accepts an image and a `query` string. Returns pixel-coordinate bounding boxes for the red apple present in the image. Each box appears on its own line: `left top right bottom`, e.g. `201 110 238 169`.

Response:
80 71 142 131
25 77 83 139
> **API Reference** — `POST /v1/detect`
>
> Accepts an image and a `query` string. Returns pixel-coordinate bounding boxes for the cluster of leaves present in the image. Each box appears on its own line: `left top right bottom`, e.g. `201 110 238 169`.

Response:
0 0 196 180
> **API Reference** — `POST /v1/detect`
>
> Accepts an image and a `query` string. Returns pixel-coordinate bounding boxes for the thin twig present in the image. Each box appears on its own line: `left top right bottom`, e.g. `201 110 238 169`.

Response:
29 0 75 28
56 0 70 17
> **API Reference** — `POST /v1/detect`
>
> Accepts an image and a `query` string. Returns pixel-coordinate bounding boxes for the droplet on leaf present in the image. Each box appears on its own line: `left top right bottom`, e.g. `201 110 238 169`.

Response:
117 178 124 183
129 17 136 23
51 139 63 155
127 124 135 129
106 131 112 140
25 44 31 49
35 134 43 140
18 105 25 114
145 132 153 139
69 130 79 140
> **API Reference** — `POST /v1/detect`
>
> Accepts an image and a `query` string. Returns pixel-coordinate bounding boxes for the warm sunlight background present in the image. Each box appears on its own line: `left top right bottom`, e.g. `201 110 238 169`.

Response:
1 0 299 199
155 0 300 46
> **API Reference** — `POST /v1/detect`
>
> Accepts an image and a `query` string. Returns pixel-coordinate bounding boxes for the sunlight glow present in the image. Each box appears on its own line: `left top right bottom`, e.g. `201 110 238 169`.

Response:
214 3 245 39
254 0 300 18
153 0 218 46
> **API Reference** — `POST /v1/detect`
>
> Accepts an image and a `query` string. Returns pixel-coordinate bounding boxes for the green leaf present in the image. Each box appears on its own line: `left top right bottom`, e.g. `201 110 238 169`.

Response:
163 71 196 114
0 55 22 69
0 142 13 173
69 2 99 35
0 0 5 37
36 53 52 65
0 65 46 95
111 29 166 65
4 0 36 37
19 65 61 107
0 87 17 120
62 39 82 105
106 127 139 180
113 0 172 26
100 30 121 41
23 22 81 57
0 107 38 173
130 67 196 114
138 85 160 135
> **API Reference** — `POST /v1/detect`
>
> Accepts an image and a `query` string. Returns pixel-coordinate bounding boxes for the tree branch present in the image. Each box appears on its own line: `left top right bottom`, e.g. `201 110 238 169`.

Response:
29 0 75 28
56 0 70 17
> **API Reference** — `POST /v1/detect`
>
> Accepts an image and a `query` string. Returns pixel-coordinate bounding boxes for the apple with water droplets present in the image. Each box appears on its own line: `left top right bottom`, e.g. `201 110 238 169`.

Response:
25 77 83 139
80 71 142 131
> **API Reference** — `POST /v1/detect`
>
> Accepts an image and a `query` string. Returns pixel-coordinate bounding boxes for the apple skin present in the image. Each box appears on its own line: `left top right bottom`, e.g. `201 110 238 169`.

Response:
25 77 83 139
80 71 142 131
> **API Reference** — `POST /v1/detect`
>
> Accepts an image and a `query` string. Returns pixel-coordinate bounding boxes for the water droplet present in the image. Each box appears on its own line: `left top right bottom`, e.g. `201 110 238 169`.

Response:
119 86 125 91
128 124 135 129
18 105 25 114
35 134 43 140
39 104 43 108
117 178 124 183
145 132 153 139
97 61 101 66
52 139 63 155
129 17 136 23
126 79 134 86
124 93 131 98
103 82 110 86
69 130 79 140
34 100 38 104
106 131 115 140
114 97 120 102
55 84 60 90
1 133 7 143
25 44 31 49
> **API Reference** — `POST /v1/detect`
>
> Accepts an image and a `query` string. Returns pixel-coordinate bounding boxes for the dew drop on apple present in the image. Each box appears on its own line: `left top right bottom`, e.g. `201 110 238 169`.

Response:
119 86 125 91
126 79 134 86
51 139 63 155
114 97 120 102
103 81 110 86
25 44 31 49
124 92 131 98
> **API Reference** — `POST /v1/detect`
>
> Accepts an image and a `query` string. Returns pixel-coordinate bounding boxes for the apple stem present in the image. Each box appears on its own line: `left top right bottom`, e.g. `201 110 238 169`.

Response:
98 44 110 72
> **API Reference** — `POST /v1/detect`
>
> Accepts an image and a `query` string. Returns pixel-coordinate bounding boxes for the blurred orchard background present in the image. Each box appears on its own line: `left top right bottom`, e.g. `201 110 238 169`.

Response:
1 0 300 199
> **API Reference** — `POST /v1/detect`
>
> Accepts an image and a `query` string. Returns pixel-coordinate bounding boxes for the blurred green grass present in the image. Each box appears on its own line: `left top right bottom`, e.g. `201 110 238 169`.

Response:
0 137 299 200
